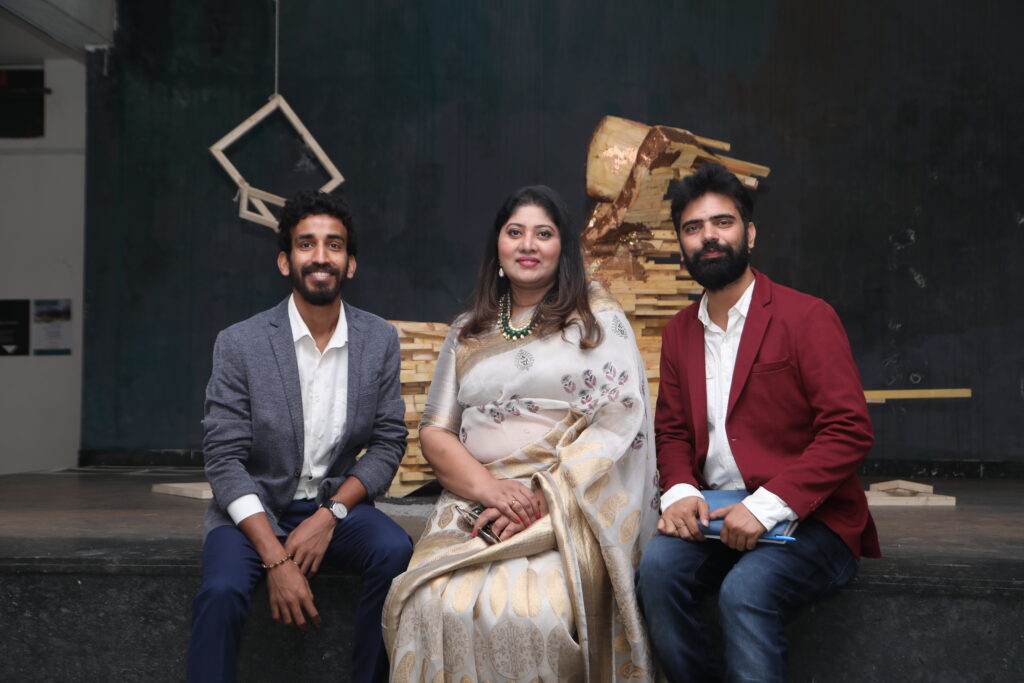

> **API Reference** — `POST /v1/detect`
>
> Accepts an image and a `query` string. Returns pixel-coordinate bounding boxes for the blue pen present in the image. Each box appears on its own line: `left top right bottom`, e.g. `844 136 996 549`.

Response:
764 535 797 542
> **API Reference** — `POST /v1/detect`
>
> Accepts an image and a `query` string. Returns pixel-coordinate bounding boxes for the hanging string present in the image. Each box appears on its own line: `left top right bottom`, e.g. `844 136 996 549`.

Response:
272 0 280 96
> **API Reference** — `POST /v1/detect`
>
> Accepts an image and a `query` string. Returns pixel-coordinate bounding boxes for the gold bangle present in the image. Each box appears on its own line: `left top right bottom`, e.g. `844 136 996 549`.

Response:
261 553 293 570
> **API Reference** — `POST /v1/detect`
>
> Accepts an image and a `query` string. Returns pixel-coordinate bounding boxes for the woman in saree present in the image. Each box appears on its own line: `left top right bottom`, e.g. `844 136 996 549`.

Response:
383 185 659 682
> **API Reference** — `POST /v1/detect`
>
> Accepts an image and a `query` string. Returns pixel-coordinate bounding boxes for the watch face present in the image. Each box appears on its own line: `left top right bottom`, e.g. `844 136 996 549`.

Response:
330 501 348 519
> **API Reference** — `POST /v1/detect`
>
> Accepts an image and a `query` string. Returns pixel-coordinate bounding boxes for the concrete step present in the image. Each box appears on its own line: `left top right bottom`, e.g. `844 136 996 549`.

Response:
0 470 1022 682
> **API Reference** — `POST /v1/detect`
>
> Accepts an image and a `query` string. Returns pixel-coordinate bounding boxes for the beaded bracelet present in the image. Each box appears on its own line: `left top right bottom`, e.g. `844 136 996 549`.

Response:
261 553 294 570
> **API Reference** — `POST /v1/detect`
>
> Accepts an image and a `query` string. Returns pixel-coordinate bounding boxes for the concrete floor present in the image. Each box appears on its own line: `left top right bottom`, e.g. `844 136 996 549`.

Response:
0 468 1021 575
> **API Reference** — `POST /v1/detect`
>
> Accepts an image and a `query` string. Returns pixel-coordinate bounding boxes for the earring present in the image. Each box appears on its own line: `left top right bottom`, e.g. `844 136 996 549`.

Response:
498 266 505 278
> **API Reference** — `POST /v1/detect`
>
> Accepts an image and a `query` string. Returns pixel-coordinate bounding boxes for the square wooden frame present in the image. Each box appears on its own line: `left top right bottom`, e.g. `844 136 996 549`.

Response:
209 93 344 231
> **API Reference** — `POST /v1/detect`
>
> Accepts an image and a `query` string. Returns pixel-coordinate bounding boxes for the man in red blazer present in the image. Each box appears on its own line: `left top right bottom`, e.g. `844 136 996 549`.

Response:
636 163 879 682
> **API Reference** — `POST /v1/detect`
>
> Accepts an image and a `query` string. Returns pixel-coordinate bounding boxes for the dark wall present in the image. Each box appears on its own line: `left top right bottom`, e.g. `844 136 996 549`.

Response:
84 1 1024 466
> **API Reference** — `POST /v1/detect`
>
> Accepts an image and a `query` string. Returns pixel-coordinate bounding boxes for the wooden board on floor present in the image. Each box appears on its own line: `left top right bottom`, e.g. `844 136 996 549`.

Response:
152 482 213 500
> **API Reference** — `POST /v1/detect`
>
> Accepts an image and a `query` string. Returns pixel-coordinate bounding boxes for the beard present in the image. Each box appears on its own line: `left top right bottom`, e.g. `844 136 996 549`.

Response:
682 232 751 291
290 262 346 306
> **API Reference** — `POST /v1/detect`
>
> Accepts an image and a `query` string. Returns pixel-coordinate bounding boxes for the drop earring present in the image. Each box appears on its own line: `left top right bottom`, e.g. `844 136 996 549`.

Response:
498 266 505 278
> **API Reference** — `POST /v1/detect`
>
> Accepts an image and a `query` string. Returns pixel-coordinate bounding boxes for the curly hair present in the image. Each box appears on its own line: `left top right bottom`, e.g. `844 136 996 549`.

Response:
277 190 357 255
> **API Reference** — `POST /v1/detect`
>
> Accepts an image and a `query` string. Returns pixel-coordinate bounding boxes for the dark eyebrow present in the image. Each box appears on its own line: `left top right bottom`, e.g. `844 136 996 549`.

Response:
505 222 556 230
294 232 345 241
682 213 736 227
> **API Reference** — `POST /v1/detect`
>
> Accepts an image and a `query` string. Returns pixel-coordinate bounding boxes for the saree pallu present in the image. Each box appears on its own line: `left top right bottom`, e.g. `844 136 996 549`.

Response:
383 289 658 682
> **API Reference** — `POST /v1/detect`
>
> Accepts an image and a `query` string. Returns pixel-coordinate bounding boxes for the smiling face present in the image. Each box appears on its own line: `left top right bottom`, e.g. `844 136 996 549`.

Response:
677 192 756 291
496 203 562 295
276 214 357 306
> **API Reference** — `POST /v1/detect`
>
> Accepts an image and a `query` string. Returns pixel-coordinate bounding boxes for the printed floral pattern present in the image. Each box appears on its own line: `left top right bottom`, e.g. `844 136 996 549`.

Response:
473 395 542 423
611 315 628 339
554 365 640 418
473 367 639 421
603 362 617 381
514 349 534 371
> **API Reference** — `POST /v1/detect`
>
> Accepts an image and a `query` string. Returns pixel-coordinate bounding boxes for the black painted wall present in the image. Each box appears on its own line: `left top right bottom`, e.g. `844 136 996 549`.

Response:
83 1 1024 468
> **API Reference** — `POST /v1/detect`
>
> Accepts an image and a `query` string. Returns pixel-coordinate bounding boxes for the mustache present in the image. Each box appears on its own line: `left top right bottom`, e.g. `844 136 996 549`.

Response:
695 241 736 259
301 263 341 277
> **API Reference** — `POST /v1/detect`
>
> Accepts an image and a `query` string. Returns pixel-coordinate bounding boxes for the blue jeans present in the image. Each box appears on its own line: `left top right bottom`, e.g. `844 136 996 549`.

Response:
186 500 412 683
636 518 858 683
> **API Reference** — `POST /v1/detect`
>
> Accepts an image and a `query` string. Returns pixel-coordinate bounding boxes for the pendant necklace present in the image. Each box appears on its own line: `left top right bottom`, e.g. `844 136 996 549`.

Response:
499 291 542 341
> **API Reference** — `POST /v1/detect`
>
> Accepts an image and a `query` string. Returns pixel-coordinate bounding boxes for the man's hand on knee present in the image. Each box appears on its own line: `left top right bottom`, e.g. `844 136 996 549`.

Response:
266 560 322 630
710 503 767 551
284 508 336 577
657 496 710 541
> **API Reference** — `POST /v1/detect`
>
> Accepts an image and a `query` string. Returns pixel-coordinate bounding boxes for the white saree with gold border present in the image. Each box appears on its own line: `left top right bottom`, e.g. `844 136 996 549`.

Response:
383 288 658 682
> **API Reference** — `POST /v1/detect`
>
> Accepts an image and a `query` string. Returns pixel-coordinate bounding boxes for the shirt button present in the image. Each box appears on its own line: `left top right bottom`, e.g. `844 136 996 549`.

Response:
293 469 300 477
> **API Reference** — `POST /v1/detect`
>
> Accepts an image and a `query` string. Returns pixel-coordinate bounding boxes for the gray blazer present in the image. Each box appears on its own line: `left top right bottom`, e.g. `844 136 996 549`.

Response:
201 297 408 537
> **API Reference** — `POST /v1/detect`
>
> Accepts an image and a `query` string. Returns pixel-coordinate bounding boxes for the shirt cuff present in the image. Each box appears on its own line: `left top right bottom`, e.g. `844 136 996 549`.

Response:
742 487 798 533
660 483 704 512
226 493 264 525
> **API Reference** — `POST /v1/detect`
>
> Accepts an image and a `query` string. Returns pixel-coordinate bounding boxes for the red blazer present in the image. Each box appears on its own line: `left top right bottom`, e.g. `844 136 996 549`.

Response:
655 269 880 558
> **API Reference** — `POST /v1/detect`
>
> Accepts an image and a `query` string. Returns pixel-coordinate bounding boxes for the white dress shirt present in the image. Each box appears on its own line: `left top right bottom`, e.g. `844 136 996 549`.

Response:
660 280 798 532
226 295 350 524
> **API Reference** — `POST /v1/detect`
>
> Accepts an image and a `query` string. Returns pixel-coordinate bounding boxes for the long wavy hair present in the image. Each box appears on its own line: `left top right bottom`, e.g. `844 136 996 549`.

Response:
458 185 602 349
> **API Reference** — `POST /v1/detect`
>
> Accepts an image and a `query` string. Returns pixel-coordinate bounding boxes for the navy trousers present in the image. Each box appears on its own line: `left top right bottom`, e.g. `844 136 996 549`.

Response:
636 518 858 683
186 500 412 683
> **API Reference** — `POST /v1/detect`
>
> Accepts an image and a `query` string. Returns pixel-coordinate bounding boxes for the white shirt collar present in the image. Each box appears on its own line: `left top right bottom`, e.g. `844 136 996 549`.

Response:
287 294 348 350
697 279 756 330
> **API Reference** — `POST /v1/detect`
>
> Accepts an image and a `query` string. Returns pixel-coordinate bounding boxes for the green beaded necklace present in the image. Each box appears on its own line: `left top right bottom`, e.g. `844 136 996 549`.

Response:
499 291 541 341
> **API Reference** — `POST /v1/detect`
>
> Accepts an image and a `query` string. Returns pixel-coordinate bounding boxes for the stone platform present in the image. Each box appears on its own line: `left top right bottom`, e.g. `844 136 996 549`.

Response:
0 468 1021 682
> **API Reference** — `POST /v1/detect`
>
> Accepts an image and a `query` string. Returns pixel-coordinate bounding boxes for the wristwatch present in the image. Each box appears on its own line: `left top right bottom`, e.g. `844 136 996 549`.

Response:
321 500 348 521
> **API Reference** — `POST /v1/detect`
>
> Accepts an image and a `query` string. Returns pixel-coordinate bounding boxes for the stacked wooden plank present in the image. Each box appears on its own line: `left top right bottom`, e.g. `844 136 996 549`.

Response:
583 116 770 402
385 116 770 496
386 321 450 497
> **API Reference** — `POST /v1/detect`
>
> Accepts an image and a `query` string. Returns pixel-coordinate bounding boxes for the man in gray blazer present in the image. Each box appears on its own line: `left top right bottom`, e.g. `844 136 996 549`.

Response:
186 190 413 683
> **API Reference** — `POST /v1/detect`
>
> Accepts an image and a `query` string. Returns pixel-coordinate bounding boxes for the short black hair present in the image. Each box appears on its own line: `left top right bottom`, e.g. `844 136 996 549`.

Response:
670 163 754 232
277 190 357 255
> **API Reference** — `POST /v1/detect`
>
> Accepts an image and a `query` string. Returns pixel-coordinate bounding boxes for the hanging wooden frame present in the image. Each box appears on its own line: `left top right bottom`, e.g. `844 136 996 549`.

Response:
209 93 344 231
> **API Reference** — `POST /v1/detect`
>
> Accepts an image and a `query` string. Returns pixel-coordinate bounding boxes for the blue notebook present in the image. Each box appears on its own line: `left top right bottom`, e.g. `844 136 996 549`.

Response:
698 489 798 544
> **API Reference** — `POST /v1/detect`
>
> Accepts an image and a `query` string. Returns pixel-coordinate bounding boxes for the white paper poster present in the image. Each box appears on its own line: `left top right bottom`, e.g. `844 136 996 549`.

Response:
31 299 72 355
